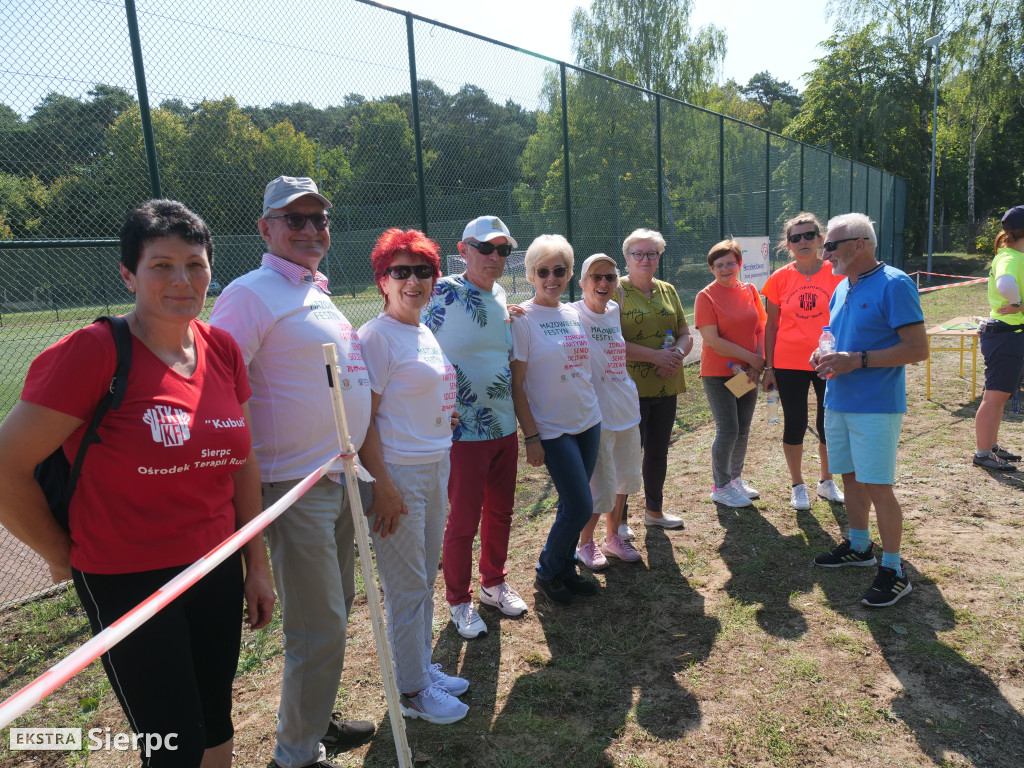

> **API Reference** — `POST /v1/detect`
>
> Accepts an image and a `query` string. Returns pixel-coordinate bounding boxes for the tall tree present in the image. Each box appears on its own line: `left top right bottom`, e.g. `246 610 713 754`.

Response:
570 0 726 101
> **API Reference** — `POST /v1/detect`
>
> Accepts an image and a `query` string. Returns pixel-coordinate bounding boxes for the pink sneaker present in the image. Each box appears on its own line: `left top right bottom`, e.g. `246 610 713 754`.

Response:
576 540 609 570
601 533 642 563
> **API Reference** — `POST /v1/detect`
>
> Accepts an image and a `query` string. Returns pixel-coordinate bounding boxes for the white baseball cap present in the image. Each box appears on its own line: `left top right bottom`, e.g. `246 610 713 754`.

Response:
262 176 332 216
580 253 619 276
462 215 517 248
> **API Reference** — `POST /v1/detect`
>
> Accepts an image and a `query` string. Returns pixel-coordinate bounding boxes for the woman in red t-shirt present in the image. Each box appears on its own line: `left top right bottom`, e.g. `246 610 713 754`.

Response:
695 240 767 509
761 212 845 512
0 200 274 768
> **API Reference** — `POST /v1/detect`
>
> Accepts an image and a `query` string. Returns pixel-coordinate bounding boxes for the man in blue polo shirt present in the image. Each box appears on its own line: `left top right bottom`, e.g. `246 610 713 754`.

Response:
809 213 928 608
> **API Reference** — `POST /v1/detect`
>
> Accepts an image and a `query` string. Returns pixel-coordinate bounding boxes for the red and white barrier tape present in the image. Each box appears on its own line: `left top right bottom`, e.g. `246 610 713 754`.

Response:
0 454 342 729
909 271 983 280
918 277 988 293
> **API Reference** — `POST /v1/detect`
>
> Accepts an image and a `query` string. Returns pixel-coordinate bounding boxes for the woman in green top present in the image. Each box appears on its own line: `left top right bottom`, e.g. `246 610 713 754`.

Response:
974 205 1024 471
618 228 692 533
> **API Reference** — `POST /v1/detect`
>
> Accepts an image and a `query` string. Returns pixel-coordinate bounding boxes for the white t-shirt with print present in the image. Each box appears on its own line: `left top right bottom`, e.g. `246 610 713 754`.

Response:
359 314 457 465
571 299 641 431
511 301 601 440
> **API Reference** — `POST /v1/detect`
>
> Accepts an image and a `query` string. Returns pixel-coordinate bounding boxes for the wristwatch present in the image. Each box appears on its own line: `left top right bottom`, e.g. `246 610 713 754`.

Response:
861 350 868 368
1011 300 1022 308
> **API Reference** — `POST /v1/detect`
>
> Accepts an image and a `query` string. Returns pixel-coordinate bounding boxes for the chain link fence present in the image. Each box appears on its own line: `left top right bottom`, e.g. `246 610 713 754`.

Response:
0 0 907 605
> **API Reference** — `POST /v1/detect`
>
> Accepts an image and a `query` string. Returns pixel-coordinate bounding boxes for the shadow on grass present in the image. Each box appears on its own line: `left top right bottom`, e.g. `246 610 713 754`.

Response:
796 506 1024 766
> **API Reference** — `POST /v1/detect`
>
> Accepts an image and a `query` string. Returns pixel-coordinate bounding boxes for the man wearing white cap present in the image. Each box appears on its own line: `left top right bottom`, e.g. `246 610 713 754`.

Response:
211 176 401 768
422 215 528 639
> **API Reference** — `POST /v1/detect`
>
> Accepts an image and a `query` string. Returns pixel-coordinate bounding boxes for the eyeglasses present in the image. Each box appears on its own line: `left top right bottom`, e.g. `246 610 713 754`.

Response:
587 273 617 283
823 237 863 252
628 250 660 261
384 264 435 280
712 261 739 271
535 266 568 278
265 213 331 231
787 231 819 244
465 240 513 258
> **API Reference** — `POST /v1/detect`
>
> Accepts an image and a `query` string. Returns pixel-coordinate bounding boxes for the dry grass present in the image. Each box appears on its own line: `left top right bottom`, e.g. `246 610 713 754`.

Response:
2 253 1023 768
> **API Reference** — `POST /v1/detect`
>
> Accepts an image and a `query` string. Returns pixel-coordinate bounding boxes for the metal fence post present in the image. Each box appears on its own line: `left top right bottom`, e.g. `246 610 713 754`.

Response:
798 143 804 213
560 63 575 301
827 151 832 221
656 95 664 279
406 14 428 235
764 130 770 238
719 115 725 240
124 0 161 199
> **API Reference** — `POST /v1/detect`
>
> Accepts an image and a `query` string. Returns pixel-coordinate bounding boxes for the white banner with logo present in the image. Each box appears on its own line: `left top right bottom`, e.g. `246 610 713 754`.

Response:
737 236 772 290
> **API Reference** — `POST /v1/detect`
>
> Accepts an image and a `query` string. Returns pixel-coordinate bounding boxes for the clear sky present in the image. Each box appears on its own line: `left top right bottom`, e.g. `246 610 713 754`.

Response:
380 0 834 90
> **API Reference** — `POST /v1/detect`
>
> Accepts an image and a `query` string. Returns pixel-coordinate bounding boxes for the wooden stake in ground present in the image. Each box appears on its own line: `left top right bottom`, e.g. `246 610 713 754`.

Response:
322 343 413 768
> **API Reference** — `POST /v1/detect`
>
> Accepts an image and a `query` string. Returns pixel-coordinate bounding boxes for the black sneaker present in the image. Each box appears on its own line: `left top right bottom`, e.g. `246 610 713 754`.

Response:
321 715 374 751
560 572 598 596
973 453 1017 471
534 575 573 605
992 444 1022 461
813 540 877 568
860 563 912 607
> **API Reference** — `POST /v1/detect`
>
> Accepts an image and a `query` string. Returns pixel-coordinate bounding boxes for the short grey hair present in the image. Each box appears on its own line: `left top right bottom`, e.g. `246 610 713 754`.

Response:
827 213 877 249
622 228 666 258
525 234 574 276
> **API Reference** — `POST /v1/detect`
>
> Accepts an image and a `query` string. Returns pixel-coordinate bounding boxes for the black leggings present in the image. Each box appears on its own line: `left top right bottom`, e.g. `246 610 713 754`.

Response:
774 368 827 446
637 394 677 513
73 556 243 767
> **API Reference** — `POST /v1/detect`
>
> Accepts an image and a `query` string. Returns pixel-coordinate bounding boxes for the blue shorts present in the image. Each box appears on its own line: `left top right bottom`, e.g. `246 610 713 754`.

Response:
824 409 903 485
980 326 1024 393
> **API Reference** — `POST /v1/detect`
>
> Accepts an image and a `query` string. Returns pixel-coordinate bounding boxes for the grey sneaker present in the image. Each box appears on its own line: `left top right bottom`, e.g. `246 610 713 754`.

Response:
400 682 469 724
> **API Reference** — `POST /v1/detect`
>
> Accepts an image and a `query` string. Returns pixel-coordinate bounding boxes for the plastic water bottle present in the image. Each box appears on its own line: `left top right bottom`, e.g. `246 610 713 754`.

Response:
728 361 745 375
819 326 836 354
766 386 780 425
662 330 675 350
818 326 836 379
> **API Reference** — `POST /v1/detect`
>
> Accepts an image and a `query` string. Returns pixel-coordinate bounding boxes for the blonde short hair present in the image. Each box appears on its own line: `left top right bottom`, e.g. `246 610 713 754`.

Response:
525 234 574 276
622 228 666 258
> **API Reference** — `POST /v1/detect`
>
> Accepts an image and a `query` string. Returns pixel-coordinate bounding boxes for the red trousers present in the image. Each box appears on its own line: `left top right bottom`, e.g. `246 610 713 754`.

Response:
442 433 518 606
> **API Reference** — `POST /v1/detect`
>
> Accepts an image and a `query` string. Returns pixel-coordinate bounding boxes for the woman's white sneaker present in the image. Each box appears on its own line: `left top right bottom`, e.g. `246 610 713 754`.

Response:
816 478 845 503
710 484 751 508
790 483 811 510
400 682 469 724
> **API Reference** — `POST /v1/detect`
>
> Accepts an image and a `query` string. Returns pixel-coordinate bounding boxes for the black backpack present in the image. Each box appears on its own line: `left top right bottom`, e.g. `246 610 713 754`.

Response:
34 316 133 532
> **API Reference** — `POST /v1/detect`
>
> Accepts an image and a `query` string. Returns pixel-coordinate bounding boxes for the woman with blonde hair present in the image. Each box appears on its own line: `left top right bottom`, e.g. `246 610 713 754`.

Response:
694 239 767 508
511 235 603 605
761 212 845 510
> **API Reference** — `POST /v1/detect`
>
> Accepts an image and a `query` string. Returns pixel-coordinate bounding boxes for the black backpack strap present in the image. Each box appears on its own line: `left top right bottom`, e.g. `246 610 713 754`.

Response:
62 316 133 505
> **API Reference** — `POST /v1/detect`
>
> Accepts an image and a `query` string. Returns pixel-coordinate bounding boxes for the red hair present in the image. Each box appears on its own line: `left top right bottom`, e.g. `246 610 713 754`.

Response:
370 228 442 304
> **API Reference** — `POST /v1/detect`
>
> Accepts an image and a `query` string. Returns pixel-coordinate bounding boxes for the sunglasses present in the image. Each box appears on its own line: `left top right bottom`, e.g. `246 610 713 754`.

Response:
628 250 660 261
587 273 617 283
535 266 568 279
466 240 513 258
384 264 435 280
265 213 331 231
823 237 863 252
788 231 819 244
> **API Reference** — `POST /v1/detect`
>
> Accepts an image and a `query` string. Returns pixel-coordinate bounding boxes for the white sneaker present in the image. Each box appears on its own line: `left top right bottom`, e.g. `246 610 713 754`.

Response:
816 478 845 503
729 478 760 499
479 582 528 617
710 484 751 508
617 523 636 541
400 682 469 724
428 663 469 696
790 483 811 511
449 602 487 639
644 510 684 529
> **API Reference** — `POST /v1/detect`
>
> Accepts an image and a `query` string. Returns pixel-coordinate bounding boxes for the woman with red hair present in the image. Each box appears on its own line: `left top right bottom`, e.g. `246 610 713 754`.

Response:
360 228 469 724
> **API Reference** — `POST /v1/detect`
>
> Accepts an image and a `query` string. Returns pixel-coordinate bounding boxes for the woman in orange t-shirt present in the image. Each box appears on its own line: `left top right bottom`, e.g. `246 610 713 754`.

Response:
760 212 845 512
694 240 767 509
